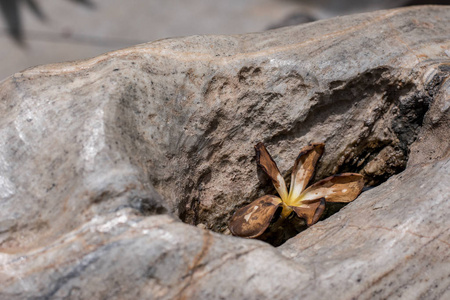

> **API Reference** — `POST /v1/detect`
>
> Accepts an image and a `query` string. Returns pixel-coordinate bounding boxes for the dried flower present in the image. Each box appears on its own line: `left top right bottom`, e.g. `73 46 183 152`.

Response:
229 142 364 238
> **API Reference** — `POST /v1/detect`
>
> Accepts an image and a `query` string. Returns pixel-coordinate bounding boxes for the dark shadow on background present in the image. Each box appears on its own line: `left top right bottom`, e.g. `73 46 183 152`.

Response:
69 0 95 8
1 0 449 44
406 0 450 4
0 0 23 43
0 0 95 45
270 0 450 29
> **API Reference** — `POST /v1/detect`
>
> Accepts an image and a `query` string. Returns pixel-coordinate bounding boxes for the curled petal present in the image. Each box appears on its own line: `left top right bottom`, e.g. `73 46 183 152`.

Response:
288 143 324 203
255 142 288 201
292 198 326 226
296 173 364 204
229 195 282 238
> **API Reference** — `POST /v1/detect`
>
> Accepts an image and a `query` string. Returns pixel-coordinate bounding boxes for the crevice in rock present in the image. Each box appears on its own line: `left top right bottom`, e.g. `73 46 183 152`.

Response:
1 6 449 298
329 80 428 187
108 63 441 247
173 64 439 247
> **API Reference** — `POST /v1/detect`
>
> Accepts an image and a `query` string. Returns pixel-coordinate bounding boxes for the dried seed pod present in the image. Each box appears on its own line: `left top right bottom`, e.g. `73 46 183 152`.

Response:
229 195 282 238
297 173 364 204
288 143 325 203
291 198 326 226
255 142 288 201
229 142 365 241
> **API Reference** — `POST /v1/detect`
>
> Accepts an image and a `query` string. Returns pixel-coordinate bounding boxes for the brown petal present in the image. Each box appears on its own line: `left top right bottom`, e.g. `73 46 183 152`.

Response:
288 143 325 203
255 142 288 200
297 173 364 204
291 198 326 226
229 195 282 238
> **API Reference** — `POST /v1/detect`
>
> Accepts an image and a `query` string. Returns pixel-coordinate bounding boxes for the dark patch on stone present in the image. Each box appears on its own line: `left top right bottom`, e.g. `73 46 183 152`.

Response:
129 196 168 216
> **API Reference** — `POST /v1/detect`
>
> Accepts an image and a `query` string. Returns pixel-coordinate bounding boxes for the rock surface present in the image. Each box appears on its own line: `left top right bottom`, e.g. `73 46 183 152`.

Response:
0 5 449 299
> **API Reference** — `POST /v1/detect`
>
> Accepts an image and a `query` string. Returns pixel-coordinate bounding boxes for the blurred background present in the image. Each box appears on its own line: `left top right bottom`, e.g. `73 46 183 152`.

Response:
1 0 449 81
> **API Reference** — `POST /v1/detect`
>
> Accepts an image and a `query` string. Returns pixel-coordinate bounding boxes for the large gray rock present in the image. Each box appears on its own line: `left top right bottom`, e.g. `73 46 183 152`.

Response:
0 5 449 299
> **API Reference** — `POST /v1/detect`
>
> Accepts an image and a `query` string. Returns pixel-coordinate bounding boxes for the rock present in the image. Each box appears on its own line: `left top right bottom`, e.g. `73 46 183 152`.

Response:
279 159 450 299
0 5 449 300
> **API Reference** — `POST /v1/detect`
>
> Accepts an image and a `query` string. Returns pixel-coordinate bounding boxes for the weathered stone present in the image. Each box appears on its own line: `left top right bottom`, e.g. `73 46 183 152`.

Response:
0 5 449 299
280 159 450 299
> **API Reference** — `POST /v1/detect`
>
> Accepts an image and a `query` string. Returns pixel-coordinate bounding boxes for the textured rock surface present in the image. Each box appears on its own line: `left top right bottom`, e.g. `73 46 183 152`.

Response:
280 159 450 299
0 5 449 299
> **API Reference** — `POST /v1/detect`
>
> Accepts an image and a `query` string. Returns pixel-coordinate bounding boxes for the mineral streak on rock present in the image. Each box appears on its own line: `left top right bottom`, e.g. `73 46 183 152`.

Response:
0 6 449 300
